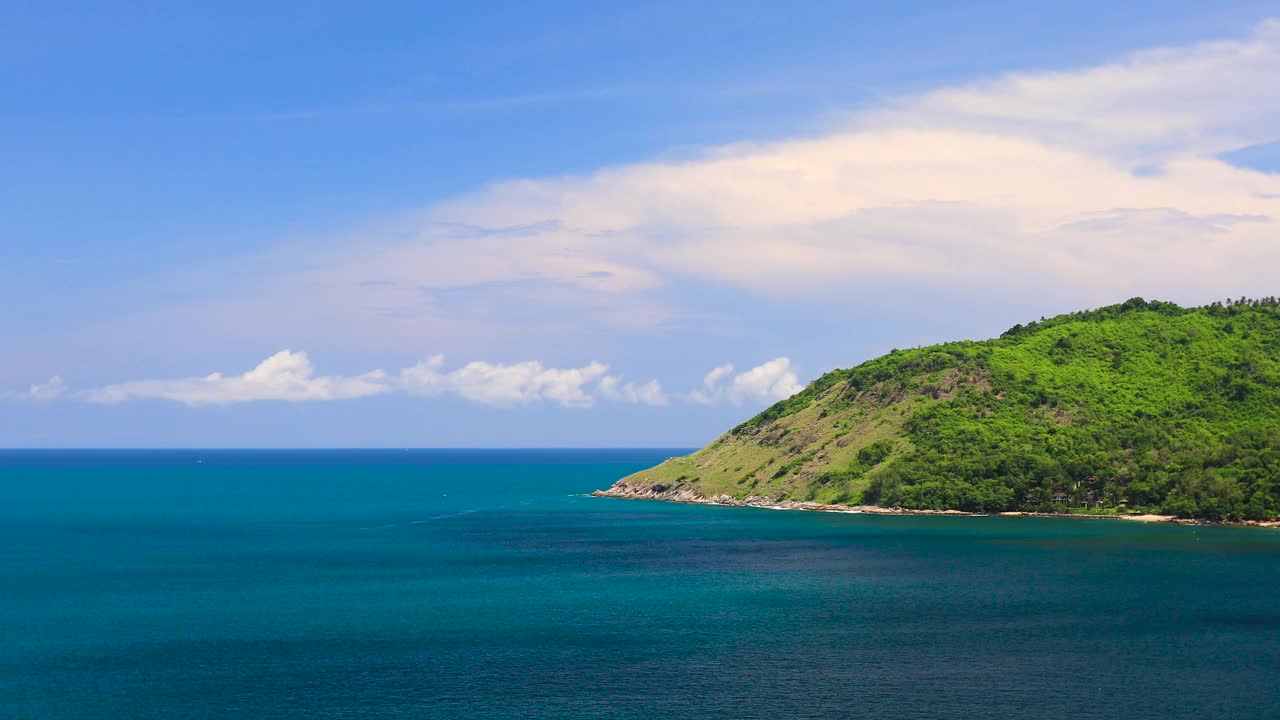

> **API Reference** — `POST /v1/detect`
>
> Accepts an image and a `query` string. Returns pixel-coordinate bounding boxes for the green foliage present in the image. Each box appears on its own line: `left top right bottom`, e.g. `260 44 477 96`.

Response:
771 454 812 479
738 298 1280 520
857 439 895 466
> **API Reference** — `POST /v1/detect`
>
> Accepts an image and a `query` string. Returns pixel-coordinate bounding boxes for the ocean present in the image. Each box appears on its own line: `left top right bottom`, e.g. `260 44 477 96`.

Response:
1 449 1278 719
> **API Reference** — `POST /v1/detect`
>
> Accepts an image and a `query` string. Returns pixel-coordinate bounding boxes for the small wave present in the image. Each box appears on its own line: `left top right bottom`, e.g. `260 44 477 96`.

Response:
360 507 488 529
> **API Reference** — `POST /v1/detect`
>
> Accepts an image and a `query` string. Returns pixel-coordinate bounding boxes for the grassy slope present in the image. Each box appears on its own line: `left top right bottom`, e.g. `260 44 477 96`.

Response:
615 298 1280 520
620 367 980 504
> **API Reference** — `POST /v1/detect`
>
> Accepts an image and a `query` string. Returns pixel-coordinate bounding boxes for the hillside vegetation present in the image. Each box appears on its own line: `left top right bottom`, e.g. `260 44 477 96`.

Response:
608 298 1280 521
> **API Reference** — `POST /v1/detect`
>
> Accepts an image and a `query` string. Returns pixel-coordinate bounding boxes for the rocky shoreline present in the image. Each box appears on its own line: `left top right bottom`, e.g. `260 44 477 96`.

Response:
592 481 1280 528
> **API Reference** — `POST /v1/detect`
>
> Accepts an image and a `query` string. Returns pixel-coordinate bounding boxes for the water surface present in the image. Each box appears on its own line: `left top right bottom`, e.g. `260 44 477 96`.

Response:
2 449 1278 719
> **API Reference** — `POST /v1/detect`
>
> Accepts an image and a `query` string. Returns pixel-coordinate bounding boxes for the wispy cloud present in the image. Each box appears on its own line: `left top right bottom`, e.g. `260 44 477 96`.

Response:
213 19 1280 349
1 376 66 404
254 86 642 123
22 20 1280 381
597 376 669 406
864 21 1280 161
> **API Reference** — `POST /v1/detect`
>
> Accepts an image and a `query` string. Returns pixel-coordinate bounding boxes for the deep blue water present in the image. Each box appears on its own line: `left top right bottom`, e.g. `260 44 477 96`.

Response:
2 449 1279 719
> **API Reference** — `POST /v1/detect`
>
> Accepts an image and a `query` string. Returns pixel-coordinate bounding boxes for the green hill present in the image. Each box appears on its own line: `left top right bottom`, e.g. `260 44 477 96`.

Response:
601 298 1280 521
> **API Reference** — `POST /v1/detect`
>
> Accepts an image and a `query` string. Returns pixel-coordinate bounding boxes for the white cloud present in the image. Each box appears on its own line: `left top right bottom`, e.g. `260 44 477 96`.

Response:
730 358 804 404
687 358 803 406
1 376 67 404
29 376 66 402
359 19 1277 309
400 356 610 408
78 351 657 409
703 364 734 389
687 364 733 404
80 351 391 406
71 351 796 409
868 19 1280 161
598 376 668 406
25 22 1280 379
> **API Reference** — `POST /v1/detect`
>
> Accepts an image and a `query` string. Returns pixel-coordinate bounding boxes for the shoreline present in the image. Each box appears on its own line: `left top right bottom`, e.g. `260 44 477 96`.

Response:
591 486 1280 529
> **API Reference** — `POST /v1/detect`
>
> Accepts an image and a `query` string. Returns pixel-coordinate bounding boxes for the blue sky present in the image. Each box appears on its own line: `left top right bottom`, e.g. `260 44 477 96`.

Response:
3 1 1280 447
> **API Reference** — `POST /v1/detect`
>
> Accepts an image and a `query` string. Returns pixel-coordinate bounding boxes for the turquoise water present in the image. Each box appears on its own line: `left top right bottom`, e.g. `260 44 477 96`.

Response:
2 450 1279 719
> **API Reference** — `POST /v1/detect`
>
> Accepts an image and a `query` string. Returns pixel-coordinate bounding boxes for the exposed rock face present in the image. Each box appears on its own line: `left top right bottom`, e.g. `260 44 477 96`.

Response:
592 480 709 503
593 480 977 515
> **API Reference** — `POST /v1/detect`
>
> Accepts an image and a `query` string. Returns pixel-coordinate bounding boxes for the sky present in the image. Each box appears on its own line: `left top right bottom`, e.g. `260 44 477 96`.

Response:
3 1 1280 447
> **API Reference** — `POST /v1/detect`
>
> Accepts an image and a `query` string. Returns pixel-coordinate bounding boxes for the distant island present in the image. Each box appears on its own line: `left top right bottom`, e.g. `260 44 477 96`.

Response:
598 298 1280 523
